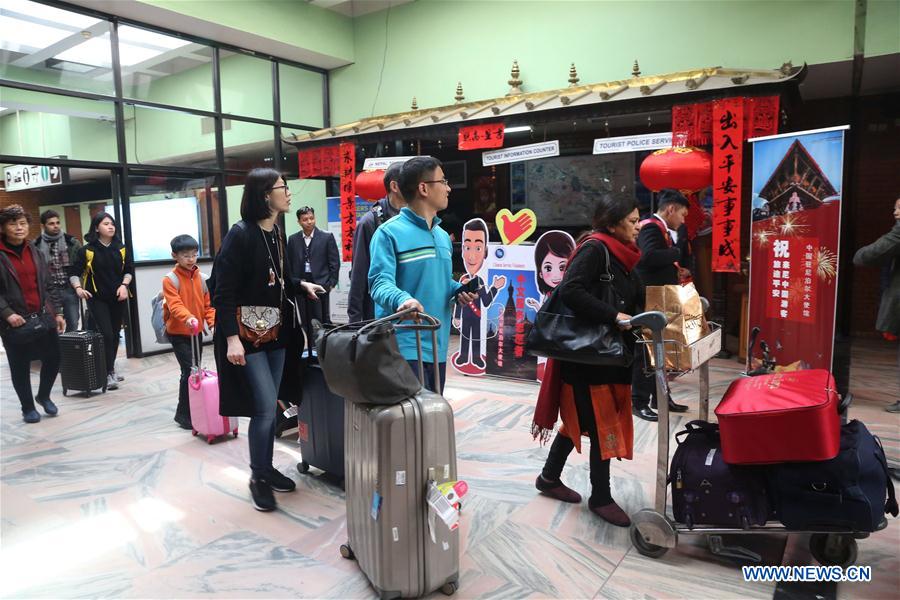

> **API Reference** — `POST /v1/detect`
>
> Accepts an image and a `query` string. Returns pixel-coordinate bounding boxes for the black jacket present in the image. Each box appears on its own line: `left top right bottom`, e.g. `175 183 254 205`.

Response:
348 197 400 322
558 240 645 385
0 240 61 336
635 216 681 286
287 227 339 289
70 239 134 301
211 221 300 417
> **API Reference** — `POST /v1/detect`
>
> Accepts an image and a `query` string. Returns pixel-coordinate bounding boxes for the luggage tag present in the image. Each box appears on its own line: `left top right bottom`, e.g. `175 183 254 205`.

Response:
370 491 382 521
283 405 298 418
426 481 459 531
436 480 469 510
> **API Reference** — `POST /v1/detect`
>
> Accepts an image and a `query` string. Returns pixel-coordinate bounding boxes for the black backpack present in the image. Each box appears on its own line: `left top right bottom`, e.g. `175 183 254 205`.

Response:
769 419 898 532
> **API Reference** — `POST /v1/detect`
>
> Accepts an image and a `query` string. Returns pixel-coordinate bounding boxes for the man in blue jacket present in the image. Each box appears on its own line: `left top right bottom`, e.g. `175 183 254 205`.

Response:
368 156 478 393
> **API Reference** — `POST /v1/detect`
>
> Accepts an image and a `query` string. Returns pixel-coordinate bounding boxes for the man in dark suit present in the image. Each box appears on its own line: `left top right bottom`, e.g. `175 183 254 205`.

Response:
632 189 692 421
288 206 340 351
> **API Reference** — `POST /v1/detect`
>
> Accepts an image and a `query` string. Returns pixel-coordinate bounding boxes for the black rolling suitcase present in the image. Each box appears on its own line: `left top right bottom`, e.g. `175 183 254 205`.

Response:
296 360 345 482
59 303 106 397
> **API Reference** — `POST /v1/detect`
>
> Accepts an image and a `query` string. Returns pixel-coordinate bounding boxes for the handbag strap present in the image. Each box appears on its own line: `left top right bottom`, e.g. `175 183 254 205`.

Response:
872 435 899 517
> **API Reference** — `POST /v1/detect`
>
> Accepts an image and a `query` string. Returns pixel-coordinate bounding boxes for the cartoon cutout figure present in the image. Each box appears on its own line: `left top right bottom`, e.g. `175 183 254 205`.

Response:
452 219 506 375
525 231 576 382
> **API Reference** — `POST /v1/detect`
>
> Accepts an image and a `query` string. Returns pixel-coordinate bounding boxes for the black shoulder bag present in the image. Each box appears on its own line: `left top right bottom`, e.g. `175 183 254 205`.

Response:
525 241 632 366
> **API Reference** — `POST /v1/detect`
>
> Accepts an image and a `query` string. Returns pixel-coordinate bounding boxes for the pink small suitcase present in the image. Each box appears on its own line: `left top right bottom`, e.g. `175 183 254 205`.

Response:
187 334 238 444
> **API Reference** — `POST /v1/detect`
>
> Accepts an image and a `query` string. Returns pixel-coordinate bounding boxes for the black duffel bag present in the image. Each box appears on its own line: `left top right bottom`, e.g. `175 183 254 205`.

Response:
769 419 898 532
669 420 771 529
314 310 432 405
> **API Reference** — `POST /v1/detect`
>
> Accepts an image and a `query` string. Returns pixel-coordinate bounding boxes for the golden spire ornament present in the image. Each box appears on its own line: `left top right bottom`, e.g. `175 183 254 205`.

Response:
411 96 418 111
632 60 641 78
507 60 523 95
568 63 579 87
454 82 465 104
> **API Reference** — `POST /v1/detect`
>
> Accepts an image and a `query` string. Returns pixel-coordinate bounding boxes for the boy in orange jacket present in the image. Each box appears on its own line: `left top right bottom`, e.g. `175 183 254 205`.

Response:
163 235 215 429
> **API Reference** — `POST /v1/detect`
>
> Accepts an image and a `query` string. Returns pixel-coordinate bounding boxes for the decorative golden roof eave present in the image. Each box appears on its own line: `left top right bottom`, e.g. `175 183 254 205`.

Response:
285 63 805 146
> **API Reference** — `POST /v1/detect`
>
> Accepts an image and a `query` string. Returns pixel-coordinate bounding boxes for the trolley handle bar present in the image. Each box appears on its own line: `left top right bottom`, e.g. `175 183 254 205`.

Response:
620 310 667 333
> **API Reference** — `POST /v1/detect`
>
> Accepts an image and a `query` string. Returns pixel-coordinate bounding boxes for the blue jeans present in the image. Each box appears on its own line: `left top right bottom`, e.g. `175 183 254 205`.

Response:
244 349 286 480
406 360 446 394
59 285 81 332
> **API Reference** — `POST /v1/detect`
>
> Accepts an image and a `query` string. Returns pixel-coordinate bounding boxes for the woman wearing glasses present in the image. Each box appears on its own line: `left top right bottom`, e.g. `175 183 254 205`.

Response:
211 169 324 512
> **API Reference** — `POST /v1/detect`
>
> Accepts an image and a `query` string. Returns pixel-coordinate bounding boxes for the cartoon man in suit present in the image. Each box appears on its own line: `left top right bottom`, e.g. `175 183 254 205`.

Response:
452 218 506 374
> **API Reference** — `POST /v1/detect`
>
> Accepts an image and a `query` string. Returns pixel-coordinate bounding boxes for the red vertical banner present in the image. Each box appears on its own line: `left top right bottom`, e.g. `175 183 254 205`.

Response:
711 98 744 272
339 142 356 262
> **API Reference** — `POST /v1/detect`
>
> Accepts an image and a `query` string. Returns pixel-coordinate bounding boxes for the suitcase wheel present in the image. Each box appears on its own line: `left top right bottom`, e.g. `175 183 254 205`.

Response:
629 524 669 559
809 533 858 568
233 429 238 438
297 461 310 474
206 435 215 444
440 581 458 596
192 430 197 436
339 543 354 560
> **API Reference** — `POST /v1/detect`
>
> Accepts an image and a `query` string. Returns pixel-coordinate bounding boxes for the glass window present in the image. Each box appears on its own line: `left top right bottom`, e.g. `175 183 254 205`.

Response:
0 0 114 96
0 86 117 162
220 51 273 120
222 121 276 170
119 26 214 112
124 104 217 168
127 172 221 259
279 63 324 128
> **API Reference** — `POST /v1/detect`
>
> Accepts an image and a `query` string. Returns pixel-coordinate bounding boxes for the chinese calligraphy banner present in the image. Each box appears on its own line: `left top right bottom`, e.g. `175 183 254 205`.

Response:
458 123 505 150
749 126 848 370
712 98 744 272
298 146 340 179
339 142 356 262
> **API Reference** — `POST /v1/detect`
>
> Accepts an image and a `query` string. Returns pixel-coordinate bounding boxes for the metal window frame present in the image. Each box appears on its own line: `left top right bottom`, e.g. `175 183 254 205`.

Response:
0 0 332 356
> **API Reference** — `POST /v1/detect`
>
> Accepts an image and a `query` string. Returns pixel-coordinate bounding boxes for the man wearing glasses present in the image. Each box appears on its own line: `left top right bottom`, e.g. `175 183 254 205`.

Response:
369 156 478 393
288 205 340 352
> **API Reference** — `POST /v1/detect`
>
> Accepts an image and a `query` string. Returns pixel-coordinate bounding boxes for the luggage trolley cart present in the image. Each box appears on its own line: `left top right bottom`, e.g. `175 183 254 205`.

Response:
625 310 865 567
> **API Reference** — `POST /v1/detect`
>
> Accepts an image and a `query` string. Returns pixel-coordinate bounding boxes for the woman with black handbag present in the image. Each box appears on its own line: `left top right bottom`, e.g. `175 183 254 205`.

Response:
211 168 324 513
0 204 66 423
530 195 644 527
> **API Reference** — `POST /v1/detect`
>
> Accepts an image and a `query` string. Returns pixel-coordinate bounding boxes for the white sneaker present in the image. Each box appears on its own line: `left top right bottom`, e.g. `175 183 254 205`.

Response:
114 371 125 382
106 374 119 390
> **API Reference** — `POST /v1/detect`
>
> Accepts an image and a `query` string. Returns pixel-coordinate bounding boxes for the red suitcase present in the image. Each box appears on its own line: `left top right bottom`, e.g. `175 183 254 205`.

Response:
714 369 840 465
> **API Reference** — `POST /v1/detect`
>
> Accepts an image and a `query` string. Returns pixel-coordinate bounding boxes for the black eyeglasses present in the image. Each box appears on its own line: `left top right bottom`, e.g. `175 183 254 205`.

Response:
270 184 291 192
421 179 450 186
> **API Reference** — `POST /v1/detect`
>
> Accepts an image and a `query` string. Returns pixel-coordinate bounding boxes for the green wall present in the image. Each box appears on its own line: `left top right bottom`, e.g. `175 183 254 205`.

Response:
329 0 884 124
225 178 327 230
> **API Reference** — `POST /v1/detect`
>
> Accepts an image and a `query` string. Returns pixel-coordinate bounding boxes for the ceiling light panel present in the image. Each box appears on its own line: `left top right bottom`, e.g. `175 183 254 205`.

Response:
118 25 191 50
0 15 72 52
1 0 99 28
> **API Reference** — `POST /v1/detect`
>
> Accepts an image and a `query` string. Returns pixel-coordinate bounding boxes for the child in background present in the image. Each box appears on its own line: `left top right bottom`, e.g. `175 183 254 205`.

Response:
163 235 215 429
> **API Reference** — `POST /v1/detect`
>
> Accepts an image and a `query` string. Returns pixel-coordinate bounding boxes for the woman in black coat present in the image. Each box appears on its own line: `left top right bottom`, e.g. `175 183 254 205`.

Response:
211 168 324 512
531 195 644 527
0 205 66 423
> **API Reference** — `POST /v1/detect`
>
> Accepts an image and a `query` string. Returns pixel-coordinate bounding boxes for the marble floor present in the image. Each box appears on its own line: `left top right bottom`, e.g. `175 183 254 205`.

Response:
1 337 897 599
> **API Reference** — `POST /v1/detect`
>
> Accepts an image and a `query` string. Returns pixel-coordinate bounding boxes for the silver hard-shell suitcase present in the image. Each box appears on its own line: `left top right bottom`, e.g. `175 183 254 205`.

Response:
339 312 460 599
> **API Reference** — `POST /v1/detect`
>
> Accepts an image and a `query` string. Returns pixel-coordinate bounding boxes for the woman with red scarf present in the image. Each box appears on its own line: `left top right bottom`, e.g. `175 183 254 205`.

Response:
531 195 644 527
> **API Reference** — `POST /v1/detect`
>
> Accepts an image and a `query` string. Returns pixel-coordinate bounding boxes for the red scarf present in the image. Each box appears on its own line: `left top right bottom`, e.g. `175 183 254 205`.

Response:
530 232 640 444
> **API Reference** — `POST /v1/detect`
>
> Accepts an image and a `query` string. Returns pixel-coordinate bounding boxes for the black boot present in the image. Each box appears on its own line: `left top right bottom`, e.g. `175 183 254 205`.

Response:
632 405 658 422
651 395 688 413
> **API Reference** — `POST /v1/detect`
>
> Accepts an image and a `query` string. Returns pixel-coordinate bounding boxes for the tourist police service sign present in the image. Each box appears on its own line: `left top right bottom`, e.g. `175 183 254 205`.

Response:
482 141 560 166
4 164 65 191
592 132 673 155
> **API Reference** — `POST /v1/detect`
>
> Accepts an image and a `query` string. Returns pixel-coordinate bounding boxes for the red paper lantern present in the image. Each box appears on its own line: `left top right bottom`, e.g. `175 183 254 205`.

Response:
355 169 386 201
639 146 712 193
